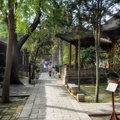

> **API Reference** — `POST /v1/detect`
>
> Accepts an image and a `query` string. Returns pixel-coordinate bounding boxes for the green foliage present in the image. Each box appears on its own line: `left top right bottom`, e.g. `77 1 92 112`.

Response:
36 69 40 73
35 63 40 73
62 43 69 64
105 69 119 78
22 30 53 60
80 0 120 27
0 0 54 37
62 45 108 68
80 46 96 67
62 42 75 65
15 0 42 34
110 40 120 77
0 20 8 38
80 46 108 67
0 0 119 66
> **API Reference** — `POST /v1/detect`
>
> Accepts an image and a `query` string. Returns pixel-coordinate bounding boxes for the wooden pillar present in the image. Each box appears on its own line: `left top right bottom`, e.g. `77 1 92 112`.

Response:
69 43 72 68
108 49 112 69
59 39 63 66
75 45 78 69
78 39 81 90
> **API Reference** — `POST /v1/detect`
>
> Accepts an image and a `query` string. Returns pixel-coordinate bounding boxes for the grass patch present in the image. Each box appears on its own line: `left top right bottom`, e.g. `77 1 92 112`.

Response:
76 84 120 103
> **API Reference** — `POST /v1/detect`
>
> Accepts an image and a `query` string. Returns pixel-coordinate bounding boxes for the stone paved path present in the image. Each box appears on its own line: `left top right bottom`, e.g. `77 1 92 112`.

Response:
0 77 33 97
19 73 91 120
18 72 120 120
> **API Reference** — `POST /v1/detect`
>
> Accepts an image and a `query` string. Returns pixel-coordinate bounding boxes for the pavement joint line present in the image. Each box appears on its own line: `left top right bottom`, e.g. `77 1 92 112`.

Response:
19 83 40 118
1 72 120 120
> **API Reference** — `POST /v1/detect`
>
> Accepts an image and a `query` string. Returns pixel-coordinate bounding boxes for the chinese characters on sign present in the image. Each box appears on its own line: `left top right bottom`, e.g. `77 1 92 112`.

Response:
106 83 118 92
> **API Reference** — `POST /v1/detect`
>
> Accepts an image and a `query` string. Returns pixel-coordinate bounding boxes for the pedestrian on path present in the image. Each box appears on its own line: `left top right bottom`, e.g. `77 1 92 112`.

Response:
48 65 52 77
52 66 55 77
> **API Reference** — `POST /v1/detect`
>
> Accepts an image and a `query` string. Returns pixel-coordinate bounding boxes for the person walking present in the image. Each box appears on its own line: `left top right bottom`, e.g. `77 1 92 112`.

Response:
52 66 55 77
48 65 52 77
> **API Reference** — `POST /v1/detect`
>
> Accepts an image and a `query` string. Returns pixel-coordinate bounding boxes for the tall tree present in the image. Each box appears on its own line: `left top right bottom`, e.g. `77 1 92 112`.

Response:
2 0 14 103
0 0 52 84
94 0 101 103
79 0 120 102
59 0 119 102
11 1 41 84
0 0 51 103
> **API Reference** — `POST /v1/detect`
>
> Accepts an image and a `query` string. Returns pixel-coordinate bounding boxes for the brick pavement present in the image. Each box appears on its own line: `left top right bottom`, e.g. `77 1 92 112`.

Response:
18 72 120 120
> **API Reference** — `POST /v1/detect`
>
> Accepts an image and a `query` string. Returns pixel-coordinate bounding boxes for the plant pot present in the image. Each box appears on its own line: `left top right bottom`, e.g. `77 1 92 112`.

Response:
107 78 119 83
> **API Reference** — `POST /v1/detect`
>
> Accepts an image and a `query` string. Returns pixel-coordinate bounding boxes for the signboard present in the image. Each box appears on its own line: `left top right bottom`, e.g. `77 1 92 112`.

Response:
106 83 118 92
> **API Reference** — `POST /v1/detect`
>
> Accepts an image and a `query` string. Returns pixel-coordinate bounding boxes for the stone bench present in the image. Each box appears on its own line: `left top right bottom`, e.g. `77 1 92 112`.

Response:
67 83 78 95
77 93 85 102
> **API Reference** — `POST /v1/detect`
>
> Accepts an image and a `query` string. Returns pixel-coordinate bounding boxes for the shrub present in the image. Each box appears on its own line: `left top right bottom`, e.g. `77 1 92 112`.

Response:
105 69 119 78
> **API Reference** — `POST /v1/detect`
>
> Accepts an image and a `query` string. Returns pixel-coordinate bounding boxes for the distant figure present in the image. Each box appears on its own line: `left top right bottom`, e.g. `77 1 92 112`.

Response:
52 66 55 77
48 65 52 77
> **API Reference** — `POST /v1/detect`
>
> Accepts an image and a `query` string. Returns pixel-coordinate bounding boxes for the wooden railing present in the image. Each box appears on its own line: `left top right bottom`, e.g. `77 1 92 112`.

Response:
19 64 29 72
60 65 107 85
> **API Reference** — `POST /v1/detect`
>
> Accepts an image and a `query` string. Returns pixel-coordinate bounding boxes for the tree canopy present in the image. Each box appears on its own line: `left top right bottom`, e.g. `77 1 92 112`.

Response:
0 0 120 103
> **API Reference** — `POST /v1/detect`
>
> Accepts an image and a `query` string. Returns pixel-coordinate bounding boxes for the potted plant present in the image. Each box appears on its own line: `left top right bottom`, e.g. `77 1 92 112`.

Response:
105 69 119 83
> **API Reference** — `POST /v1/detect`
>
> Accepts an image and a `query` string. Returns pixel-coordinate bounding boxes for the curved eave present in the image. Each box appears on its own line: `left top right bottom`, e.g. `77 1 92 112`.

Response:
100 38 112 44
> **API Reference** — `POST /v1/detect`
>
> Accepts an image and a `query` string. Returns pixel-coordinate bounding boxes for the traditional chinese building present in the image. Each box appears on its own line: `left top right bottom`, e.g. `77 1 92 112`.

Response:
56 11 120 85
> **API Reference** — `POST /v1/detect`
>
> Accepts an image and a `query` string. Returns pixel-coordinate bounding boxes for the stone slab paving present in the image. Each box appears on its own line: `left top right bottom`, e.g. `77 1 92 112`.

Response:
80 103 120 115
0 84 33 97
0 78 34 120
0 98 27 120
19 73 91 120
18 72 120 120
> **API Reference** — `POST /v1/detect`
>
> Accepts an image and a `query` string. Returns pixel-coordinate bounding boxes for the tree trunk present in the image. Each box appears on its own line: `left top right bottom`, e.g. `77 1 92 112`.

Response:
2 0 14 103
34 46 40 62
11 42 22 84
75 45 78 69
69 43 72 68
59 39 63 66
78 39 81 90
94 0 102 103
94 29 100 102
10 8 41 84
